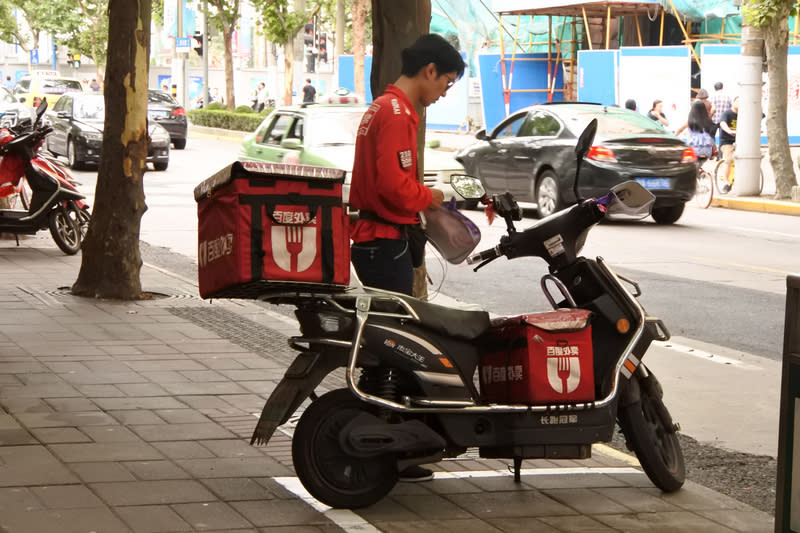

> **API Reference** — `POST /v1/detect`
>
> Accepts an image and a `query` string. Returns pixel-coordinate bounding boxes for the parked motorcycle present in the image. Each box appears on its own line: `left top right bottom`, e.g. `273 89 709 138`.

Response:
0 100 90 254
248 119 685 508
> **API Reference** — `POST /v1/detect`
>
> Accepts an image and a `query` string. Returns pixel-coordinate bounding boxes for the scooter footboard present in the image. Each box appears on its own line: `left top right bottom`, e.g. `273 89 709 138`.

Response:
434 398 618 453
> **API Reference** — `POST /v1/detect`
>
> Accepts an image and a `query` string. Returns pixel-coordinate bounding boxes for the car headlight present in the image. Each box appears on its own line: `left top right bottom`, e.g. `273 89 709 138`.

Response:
81 131 102 141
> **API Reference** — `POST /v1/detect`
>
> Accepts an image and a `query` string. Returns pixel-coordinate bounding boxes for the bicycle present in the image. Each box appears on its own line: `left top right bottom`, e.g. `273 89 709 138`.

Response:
694 156 714 209
713 144 764 196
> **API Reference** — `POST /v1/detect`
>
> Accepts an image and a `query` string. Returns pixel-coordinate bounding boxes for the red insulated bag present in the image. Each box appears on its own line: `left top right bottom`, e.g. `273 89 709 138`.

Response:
194 161 350 298
479 308 595 404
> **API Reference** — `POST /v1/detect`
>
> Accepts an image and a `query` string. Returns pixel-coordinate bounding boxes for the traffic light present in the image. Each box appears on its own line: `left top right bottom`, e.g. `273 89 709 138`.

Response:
193 31 203 56
67 53 80 68
304 23 314 47
318 32 328 63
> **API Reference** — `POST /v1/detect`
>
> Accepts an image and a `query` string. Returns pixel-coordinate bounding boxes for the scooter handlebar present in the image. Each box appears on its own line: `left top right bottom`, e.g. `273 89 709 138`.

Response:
466 246 500 265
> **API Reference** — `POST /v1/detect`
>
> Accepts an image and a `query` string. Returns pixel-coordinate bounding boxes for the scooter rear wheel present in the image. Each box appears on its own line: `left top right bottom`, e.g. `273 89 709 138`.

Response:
618 368 685 492
292 388 398 508
48 205 82 255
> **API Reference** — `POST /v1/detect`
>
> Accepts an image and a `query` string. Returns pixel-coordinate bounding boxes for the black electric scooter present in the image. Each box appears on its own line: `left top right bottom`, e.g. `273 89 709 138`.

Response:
248 119 685 508
0 100 89 254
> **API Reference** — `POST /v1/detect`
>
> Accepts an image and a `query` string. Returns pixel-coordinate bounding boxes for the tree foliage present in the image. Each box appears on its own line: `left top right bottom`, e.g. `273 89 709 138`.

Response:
0 0 76 52
58 0 110 77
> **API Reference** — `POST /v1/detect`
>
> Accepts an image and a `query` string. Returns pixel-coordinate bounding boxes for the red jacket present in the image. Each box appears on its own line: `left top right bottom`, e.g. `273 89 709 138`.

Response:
349 85 432 242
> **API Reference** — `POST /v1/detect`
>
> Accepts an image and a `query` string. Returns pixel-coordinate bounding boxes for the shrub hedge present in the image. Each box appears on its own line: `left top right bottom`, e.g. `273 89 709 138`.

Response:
187 107 273 132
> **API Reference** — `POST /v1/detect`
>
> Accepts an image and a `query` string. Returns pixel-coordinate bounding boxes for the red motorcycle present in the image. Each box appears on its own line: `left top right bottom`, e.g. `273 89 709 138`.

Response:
0 100 90 254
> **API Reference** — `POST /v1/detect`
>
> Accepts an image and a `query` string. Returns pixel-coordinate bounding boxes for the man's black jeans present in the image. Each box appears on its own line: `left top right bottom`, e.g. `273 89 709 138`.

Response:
351 238 413 295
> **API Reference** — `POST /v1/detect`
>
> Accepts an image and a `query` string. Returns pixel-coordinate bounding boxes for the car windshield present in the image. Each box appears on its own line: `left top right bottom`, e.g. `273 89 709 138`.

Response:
40 79 83 95
149 90 178 105
74 96 105 120
565 109 667 136
306 108 366 146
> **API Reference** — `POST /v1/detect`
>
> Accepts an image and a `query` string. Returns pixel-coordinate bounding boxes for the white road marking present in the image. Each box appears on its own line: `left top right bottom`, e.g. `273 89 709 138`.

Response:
655 340 761 369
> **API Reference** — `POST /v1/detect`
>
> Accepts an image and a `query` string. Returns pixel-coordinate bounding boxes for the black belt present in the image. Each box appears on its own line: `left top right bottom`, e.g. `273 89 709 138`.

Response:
358 210 417 235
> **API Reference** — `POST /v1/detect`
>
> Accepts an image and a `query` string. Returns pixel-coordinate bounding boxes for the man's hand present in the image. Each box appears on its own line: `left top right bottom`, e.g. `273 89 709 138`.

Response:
429 188 444 209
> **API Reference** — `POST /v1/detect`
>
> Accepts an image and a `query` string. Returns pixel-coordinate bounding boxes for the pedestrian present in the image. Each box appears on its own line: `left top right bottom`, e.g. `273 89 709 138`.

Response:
673 99 716 159
696 88 714 120
256 82 268 112
717 96 739 192
89 79 100 92
709 81 732 140
348 33 464 479
302 78 316 104
3 76 13 90
161 83 169 92
624 98 637 111
212 88 223 104
646 99 669 127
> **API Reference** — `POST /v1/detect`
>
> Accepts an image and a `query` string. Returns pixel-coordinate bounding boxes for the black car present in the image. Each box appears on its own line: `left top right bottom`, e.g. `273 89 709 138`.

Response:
0 87 35 131
148 89 187 149
45 93 170 170
456 103 698 224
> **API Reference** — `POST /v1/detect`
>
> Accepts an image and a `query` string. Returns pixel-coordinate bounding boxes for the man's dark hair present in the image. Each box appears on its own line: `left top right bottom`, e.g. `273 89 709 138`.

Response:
401 33 466 80
714 81 723 90
624 98 636 111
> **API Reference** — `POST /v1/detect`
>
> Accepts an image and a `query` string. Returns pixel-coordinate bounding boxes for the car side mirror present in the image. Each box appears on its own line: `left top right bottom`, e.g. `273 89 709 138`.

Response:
17 96 25 103
475 129 488 141
280 138 302 150
57 112 70 119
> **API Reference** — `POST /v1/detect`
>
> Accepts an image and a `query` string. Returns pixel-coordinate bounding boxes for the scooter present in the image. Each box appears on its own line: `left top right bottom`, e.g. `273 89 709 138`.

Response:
248 119 685 508
0 100 90 254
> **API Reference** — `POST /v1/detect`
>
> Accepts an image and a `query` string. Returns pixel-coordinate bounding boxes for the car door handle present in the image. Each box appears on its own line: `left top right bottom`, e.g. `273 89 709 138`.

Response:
497 148 508 154
276 153 285 159
513 155 529 160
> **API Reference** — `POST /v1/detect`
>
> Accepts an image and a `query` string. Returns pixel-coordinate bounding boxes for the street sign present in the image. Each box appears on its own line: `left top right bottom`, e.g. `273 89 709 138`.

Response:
176 37 192 54
30 49 39 65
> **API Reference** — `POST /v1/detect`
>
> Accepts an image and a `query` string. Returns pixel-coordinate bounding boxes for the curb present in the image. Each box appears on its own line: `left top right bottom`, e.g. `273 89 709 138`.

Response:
711 194 800 216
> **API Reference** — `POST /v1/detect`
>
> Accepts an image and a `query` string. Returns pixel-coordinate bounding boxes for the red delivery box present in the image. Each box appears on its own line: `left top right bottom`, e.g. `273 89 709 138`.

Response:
479 308 594 404
194 161 350 298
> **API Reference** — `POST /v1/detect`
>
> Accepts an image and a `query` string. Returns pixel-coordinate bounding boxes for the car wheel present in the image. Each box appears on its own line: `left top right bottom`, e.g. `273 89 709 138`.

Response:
153 161 169 171
67 138 83 170
535 170 561 218
651 203 685 225
173 138 186 150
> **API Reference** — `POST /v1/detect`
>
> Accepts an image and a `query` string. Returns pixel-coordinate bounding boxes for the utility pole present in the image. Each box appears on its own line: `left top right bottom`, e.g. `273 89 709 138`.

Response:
202 0 209 108
735 24 764 196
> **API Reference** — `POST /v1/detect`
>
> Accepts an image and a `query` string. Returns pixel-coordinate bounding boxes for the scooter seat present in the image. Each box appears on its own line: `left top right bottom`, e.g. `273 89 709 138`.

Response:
391 295 491 341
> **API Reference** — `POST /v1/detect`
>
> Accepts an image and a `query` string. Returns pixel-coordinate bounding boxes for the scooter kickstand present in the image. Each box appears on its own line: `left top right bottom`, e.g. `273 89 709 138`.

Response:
512 457 522 483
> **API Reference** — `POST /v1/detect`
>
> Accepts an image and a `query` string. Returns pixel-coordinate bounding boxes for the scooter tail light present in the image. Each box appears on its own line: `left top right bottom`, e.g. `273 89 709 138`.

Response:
33 97 42 107
681 147 698 164
587 145 617 163
172 107 186 117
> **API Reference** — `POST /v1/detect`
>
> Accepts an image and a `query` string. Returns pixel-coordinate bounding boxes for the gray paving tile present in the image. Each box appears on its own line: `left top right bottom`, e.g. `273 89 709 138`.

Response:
696 509 774 532
446 490 577 518
91 479 217 506
0 445 80 486
49 442 163 462
177 456 290 478
161 381 252 395
595 511 737 532
199 439 265 457
537 515 618 532
68 461 137 483
30 484 105 508
108 409 166 425
0 382 82 399
80 425 143 443
374 519 505 533
75 384 126 397
129 422 235 441
115 504 193 533
116 382 171 396
92 396 188 410
122 460 191 480
139 370 191 383
231 499 330 527
485 517 561 532
200 477 278 501
542 487 633 514
0 487 43 513
154 408 212 424
29 426 92 443
600 486 682 513
15 410 117 428
151 440 217 460
172 501 253 530
44 397 99 411
0 506 130 533
641 482 746 511
391 493 473 520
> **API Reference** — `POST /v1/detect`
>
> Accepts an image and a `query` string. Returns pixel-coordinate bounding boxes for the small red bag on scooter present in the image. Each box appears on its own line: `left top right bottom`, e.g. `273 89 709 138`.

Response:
479 308 595 404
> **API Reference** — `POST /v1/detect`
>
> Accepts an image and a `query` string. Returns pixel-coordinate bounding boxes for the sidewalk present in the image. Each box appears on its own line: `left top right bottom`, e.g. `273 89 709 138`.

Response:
0 235 774 532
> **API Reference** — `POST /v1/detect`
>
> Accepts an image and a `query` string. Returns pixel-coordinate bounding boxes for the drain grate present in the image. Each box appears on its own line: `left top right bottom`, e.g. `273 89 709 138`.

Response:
166 306 296 364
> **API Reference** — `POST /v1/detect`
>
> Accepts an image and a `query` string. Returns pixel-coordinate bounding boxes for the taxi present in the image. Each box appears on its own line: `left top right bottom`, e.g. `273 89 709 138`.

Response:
12 71 85 108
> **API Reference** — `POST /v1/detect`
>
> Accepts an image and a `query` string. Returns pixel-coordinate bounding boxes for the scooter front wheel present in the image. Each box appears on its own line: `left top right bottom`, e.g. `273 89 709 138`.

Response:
292 388 398 508
48 205 82 255
618 368 685 492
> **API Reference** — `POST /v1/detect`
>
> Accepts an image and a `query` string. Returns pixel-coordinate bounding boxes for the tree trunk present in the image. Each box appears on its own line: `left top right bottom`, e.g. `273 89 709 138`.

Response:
335 0 345 57
72 0 151 300
224 23 235 109
371 0 431 299
764 11 798 199
353 0 369 99
284 38 294 105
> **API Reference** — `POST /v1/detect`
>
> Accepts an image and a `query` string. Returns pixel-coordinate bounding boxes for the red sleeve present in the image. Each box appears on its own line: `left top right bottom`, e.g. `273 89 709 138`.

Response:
372 109 432 219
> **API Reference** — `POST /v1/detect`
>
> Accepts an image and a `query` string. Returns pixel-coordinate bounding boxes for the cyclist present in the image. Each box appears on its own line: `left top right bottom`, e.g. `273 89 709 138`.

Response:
717 96 738 193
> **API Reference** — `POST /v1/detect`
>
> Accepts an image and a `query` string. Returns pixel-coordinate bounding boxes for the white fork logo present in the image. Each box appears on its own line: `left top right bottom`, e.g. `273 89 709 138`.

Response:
546 355 581 394
272 225 317 273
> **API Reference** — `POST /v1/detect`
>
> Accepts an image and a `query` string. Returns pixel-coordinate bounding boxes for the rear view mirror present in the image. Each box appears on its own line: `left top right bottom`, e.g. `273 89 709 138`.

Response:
450 174 485 200
607 181 655 219
280 138 302 150
475 129 488 141
575 118 597 159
